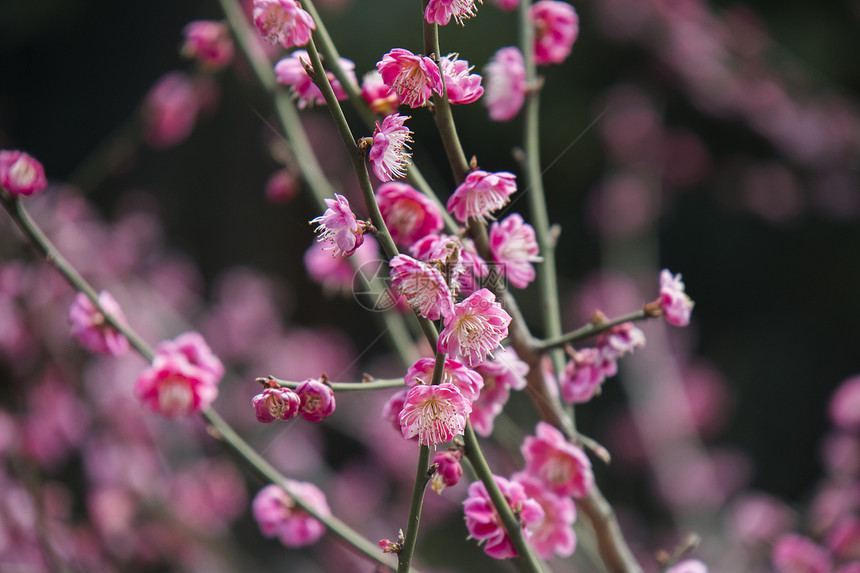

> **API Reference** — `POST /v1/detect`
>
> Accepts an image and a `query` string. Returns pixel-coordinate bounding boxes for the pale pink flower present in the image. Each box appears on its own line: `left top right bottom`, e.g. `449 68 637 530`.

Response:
665 560 709 573
376 182 444 246
264 169 299 203
296 378 336 422
369 113 413 182
447 170 517 223
425 0 479 26
181 20 234 71
68 291 130 356
560 347 606 404
0 150 47 196
439 54 484 105
438 289 511 368
135 347 219 418
311 193 366 257
399 383 471 445
377 48 443 108
389 255 454 321
513 472 577 560
489 213 541 289
531 0 579 65
252 0 316 49
596 321 645 376
660 269 694 326
522 421 594 498
252 480 330 547
405 356 483 402
304 235 380 295
252 387 301 422
772 533 832 573
431 450 464 493
471 348 528 436
143 71 199 148
275 50 355 109
361 71 400 116
463 475 544 559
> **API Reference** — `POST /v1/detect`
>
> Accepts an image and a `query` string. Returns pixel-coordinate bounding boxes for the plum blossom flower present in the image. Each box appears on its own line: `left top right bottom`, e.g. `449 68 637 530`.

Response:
489 213 541 288
311 193 366 257
181 20 234 71
425 0 480 26
484 47 526 122
772 533 832 573
0 150 47 196
399 383 471 445
513 472 577 560
438 289 511 368
68 291 130 356
369 113 413 182
409 233 488 295
143 71 199 148
431 450 463 493
596 321 645 377
252 0 316 50
274 50 356 109
377 48 443 108
157 331 225 384
531 0 579 65
405 356 483 402
252 480 330 547
389 255 454 321
471 348 528 435
361 71 400 116
376 182 444 246
560 347 606 404
296 378 336 422
447 170 517 223
252 387 301 422
522 421 594 498
463 475 544 559
659 269 695 326
665 560 709 573
439 54 484 105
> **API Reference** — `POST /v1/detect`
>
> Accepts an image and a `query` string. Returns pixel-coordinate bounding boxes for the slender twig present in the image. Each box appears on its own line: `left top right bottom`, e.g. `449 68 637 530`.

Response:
399 444 432 573
263 376 405 391
534 310 650 352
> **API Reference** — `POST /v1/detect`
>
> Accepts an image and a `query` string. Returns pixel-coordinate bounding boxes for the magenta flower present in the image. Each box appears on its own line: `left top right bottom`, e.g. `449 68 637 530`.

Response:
596 321 645 377
560 347 606 404
143 71 199 148
439 54 484 105
252 387 301 423
405 356 484 402
377 48 443 108
409 233 488 295
361 70 400 116
157 331 225 384
447 170 517 223
425 0 479 25
369 113 413 182
463 475 544 559
489 213 541 289
399 383 472 445
376 182 444 246
252 480 330 547
438 289 511 368
522 421 594 498
431 450 464 493
0 150 47 196
829 376 860 433
274 50 356 109
135 347 220 418
471 348 528 436
531 0 579 65
513 472 577 560
181 20 234 71
665 560 709 573
389 255 454 321
311 193 366 257
252 0 316 50
296 378 336 422
68 291 130 356
659 269 695 327
484 47 526 122
772 533 832 573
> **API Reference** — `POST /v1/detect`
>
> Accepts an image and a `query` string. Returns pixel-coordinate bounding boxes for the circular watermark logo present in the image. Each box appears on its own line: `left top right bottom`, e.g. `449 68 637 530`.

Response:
352 259 398 312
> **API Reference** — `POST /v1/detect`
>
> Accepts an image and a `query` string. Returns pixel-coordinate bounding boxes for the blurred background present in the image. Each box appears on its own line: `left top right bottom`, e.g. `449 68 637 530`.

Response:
1 0 860 571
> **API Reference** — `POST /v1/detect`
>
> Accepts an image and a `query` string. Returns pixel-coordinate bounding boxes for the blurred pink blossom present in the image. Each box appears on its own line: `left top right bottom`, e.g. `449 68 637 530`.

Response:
522 421 594 498
513 472 577 559
484 47 526 122
252 481 330 547
463 475 544 559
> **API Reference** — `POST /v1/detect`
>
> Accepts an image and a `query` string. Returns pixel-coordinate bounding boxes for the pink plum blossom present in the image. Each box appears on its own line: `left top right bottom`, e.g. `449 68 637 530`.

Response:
439 54 484 105
484 47 526 121
68 291 130 356
660 269 695 326
438 288 511 368
295 378 336 422
431 450 464 493
522 421 594 498
665 560 709 573
274 50 356 109
560 347 606 404
264 169 299 203
143 71 199 148
463 475 544 559
252 480 330 547
252 0 316 49
311 193 366 257
252 387 301 422
596 321 645 377
405 356 483 402
157 331 225 384
0 150 47 196
513 472 577 560
399 383 472 446
409 233 488 295
531 0 579 65
369 113 413 182
489 213 541 289
361 70 400 116
181 20 234 70
377 48 443 108
389 255 454 321
772 533 832 573
425 0 480 26
828 376 860 433
376 182 444 246
471 348 528 436
447 170 517 223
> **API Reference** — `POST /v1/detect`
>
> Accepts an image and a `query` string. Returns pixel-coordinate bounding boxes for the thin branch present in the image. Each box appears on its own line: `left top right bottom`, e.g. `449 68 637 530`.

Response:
534 310 650 352
263 376 405 392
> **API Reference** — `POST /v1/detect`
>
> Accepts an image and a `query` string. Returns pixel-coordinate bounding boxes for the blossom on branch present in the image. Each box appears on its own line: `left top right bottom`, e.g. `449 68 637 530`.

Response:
659 269 695 327
439 54 484 105
560 347 605 404
447 170 517 223
369 113 413 182
0 150 47 196
389 255 454 321
484 47 527 122
531 0 579 65
405 356 483 402
376 182 444 247
513 472 577 560
252 387 301 423
489 213 541 289
521 422 594 498
252 480 330 547
274 51 356 109
69 291 130 356
463 475 544 559
438 289 511 368
311 193 366 257
361 71 400 116
471 348 528 436
296 378 336 422
377 48 443 108
399 383 472 446
430 450 464 493
252 0 316 50
425 0 480 26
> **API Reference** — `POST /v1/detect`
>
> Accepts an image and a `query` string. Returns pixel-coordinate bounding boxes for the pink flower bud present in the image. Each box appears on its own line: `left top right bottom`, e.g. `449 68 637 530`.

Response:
659 269 695 327
252 387 301 422
431 450 463 493
296 378 336 422
0 150 47 196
